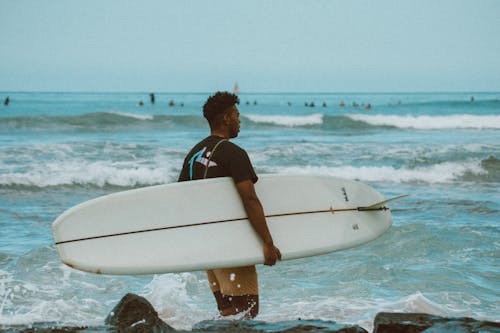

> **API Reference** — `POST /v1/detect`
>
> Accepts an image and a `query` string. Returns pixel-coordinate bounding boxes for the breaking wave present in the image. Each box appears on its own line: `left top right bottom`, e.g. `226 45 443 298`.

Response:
261 159 498 184
2 112 499 132
1 157 497 189
347 114 500 130
244 114 324 127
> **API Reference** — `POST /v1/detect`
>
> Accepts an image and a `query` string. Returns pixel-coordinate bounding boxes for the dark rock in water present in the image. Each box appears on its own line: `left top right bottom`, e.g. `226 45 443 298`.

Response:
3 311 498 333
0 324 92 333
192 319 368 332
373 312 500 333
105 293 174 332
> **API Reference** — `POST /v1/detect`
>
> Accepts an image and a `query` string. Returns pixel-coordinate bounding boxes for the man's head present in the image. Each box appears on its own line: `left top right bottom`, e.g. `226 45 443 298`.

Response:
203 92 241 138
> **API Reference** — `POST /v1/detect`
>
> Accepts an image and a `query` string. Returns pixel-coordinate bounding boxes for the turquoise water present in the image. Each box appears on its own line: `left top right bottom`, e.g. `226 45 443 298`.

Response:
0 92 499 331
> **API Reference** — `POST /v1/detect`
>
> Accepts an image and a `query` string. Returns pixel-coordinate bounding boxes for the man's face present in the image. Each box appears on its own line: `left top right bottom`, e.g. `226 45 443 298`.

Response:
225 106 241 138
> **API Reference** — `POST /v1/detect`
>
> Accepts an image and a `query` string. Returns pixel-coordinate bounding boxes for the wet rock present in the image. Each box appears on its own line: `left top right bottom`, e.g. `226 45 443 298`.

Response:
1 325 90 333
373 312 500 333
105 293 174 332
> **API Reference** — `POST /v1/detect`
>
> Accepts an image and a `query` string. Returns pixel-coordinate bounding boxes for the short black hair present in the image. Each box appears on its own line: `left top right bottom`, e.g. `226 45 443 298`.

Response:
203 91 240 126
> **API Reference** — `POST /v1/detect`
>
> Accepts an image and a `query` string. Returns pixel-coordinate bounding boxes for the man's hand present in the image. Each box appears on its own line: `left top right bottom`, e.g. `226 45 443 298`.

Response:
263 242 281 266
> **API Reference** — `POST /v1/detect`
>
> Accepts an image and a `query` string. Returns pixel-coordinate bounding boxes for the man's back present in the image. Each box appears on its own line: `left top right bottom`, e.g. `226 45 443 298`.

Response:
178 135 257 184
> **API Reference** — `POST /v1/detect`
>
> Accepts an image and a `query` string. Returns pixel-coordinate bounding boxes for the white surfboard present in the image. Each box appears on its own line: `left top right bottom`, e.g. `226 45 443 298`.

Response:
52 175 399 275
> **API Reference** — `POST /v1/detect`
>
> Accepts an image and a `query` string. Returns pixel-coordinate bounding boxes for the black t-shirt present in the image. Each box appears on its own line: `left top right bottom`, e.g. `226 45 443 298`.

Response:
178 135 258 184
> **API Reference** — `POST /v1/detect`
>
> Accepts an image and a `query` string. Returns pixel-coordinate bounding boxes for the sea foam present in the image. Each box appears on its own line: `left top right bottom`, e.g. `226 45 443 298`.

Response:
0 160 178 187
108 111 154 121
245 114 324 127
0 158 491 187
347 114 500 130
262 160 488 184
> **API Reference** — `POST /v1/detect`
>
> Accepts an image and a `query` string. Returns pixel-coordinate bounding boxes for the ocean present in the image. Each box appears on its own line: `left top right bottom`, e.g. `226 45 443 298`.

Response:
0 92 499 332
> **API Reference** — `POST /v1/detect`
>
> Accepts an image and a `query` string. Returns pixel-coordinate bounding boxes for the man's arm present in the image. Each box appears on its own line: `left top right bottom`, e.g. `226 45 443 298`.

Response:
235 179 281 266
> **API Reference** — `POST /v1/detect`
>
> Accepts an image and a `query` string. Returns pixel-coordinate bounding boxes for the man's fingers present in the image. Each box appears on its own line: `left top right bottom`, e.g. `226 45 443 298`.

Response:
264 258 275 266
263 244 281 266
276 247 282 260
265 251 280 266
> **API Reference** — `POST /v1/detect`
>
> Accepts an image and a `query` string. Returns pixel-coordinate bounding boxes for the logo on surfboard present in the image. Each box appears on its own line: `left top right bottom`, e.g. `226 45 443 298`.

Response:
341 187 349 202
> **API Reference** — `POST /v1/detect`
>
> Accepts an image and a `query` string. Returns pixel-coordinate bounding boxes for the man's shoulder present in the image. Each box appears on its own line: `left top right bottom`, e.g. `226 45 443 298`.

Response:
185 137 247 158
222 140 247 155
185 136 212 153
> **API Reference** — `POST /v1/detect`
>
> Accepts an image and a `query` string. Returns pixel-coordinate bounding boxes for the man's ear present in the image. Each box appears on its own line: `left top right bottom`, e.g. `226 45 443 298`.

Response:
222 113 230 126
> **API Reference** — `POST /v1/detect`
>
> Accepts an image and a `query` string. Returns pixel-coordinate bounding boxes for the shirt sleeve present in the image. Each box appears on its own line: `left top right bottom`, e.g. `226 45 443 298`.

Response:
229 145 258 184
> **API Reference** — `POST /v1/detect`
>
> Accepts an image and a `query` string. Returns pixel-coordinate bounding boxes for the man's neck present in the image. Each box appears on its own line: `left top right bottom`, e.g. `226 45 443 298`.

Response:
210 130 229 139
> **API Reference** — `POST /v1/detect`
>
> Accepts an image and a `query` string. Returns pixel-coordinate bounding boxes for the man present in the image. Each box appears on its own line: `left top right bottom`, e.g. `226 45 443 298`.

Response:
178 91 281 318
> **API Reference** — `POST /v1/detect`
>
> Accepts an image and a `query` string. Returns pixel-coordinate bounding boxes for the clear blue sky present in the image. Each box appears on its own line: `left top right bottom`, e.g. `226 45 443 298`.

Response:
1 0 499 92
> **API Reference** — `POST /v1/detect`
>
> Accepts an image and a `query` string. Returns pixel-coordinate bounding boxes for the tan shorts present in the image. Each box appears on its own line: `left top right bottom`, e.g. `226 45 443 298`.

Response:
206 265 258 296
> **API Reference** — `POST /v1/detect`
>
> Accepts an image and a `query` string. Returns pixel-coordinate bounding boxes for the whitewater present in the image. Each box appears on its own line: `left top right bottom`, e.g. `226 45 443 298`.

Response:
0 92 498 332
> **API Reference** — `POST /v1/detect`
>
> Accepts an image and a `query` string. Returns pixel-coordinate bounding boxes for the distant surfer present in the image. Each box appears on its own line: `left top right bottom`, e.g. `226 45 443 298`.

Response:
178 91 281 318
4 97 9 106
169 100 175 107
150 93 155 104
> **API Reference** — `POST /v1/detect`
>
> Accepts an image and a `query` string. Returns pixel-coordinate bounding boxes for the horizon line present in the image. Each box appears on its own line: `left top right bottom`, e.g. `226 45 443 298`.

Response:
1 90 498 95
